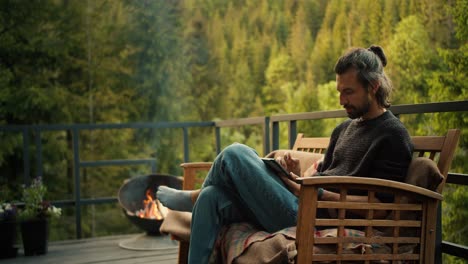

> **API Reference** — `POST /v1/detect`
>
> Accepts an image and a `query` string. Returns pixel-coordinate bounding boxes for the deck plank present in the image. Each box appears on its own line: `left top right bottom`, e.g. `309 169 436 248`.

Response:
0 234 179 264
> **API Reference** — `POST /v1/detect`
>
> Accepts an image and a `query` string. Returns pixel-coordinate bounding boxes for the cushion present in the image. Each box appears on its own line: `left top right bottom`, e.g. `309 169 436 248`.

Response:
405 157 443 191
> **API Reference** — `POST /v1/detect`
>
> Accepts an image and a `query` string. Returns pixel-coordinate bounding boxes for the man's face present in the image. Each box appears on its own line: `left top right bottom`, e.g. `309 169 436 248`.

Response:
336 69 372 119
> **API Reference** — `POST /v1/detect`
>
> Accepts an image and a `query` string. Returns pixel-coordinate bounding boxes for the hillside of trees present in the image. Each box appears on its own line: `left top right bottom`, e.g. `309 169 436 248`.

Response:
0 0 466 262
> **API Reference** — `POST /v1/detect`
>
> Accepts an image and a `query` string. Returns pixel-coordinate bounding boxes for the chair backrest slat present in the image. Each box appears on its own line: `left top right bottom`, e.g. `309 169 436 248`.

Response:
292 133 329 154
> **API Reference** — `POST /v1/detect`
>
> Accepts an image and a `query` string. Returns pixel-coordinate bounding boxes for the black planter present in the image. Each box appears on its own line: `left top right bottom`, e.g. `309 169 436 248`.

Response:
0 221 18 259
20 218 49 256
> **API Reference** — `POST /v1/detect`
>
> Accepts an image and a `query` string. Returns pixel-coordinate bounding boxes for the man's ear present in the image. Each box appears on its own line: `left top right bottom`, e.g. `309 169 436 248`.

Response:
370 81 380 94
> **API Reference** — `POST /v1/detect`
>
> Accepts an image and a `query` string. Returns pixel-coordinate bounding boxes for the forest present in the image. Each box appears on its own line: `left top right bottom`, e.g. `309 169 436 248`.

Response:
0 0 466 262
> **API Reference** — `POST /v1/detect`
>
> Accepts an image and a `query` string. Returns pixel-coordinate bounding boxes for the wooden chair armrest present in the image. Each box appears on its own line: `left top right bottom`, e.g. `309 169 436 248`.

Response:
297 176 443 200
180 162 213 190
180 162 214 169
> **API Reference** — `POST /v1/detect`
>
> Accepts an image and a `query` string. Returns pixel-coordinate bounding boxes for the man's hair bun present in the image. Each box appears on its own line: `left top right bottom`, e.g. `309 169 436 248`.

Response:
368 45 387 67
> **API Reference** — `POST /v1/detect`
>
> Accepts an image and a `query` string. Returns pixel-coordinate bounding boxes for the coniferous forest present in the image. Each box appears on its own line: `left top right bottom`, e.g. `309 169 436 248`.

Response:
0 0 467 262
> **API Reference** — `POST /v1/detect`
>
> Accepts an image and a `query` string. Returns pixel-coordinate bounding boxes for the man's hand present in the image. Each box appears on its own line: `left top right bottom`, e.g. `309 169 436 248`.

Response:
303 156 324 177
275 152 301 176
279 172 301 196
276 152 301 196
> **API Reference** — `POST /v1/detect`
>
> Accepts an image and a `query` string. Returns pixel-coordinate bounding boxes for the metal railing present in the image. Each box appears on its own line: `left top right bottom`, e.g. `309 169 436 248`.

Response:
1 100 467 262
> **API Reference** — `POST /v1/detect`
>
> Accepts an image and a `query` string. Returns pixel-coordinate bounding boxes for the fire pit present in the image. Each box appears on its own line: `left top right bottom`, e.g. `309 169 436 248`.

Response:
118 174 182 236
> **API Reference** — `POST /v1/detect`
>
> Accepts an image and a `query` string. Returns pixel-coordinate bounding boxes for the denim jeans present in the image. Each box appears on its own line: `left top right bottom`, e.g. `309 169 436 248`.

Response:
188 143 298 263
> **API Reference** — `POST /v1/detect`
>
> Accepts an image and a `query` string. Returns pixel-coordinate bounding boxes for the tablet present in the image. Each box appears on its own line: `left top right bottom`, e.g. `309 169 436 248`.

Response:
262 158 294 180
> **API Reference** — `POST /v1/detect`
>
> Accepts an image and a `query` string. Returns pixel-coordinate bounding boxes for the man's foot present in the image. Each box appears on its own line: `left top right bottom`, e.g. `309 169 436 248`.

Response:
156 186 193 212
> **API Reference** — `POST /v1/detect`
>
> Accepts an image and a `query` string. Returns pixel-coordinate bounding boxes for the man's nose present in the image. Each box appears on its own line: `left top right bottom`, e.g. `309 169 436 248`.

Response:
340 94 347 106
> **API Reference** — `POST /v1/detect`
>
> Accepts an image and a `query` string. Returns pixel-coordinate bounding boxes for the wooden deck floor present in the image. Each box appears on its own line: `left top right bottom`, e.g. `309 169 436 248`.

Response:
0 233 179 264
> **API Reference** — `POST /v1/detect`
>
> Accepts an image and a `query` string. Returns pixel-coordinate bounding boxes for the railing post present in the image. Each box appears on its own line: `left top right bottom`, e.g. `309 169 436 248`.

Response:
72 127 82 239
272 121 280 150
35 128 43 178
436 203 443 263
288 120 297 149
215 127 221 154
150 160 157 173
22 127 30 184
263 116 270 156
183 127 189 163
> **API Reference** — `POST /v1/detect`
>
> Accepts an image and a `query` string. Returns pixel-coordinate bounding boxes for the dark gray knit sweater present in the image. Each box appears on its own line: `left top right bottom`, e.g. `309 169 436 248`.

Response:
318 110 413 183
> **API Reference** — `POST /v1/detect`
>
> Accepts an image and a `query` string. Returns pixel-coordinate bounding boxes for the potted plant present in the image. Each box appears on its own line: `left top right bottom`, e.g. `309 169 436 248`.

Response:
0 202 18 259
18 177 61 256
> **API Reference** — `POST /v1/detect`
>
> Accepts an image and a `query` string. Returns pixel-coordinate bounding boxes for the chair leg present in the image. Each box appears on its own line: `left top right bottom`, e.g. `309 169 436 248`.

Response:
178 241 190 264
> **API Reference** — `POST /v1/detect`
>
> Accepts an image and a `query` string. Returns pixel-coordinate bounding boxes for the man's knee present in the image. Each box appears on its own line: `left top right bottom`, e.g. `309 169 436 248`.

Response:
222 143 257 161
197 186 224 205
196 186 244 222
197 186 239 211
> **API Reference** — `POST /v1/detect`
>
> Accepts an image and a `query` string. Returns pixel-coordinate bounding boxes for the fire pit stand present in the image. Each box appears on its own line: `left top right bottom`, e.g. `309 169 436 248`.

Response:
118 233 178 251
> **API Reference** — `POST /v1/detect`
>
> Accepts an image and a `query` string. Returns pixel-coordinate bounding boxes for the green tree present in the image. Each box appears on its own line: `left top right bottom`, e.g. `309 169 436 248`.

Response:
287 3 313 82
386 16 434 105
124 0 191 175
308 0 343 85
261 52 297 115
181 9 222 121
320 81 347 133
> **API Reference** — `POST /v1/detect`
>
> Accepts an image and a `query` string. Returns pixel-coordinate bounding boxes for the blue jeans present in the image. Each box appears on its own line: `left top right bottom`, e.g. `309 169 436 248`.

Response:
188 143 298 263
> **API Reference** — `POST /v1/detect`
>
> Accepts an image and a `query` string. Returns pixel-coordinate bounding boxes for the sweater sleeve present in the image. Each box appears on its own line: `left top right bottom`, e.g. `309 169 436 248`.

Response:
368 127 413 182
369 126 413 202
316 121 349 175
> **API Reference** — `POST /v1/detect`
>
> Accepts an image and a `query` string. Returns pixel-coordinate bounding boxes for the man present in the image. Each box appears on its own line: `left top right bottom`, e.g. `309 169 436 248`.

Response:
157 45 413 263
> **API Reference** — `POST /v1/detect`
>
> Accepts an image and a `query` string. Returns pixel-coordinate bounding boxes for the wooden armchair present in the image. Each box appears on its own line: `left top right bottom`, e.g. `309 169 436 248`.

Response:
170 129 460 264
296 129 460 263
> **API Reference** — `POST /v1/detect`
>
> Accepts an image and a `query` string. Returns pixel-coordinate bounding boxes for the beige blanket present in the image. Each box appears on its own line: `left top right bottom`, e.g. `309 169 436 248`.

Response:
159 210 191 241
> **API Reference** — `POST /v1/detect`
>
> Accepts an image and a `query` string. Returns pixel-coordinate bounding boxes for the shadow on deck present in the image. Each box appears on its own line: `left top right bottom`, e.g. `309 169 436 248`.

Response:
0 234 179 264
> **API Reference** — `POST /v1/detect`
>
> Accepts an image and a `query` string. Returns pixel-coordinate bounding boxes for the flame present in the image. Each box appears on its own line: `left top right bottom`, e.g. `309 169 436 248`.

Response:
135 189 168 220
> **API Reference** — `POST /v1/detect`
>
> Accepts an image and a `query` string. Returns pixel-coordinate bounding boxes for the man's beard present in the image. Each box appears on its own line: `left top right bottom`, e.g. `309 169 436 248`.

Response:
345 99 371 119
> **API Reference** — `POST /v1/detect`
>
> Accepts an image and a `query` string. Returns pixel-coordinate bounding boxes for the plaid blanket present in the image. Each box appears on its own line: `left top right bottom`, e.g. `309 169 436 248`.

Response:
210 223 394 264
225 223 296 264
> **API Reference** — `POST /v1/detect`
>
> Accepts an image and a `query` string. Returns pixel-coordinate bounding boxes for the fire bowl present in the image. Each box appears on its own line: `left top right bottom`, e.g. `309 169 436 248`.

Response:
118 174 182 235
